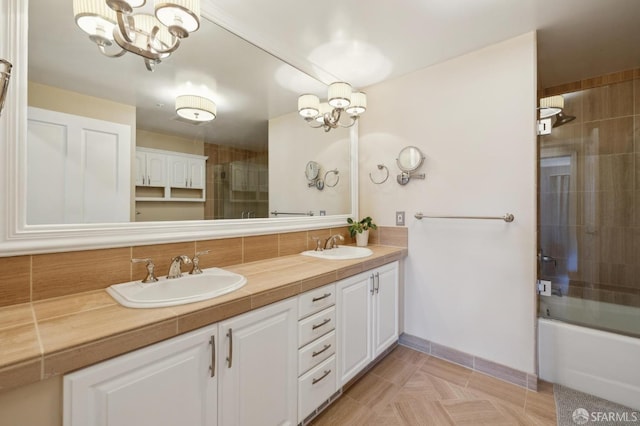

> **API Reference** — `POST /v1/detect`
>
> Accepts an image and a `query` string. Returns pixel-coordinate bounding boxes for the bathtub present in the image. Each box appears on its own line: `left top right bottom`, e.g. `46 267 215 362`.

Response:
538 296 640 410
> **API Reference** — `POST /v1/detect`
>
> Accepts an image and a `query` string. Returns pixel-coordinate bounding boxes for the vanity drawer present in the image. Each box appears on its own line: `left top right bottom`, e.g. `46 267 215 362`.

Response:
298 284 336 319
298 355 336 422
298 330 336 376
298 306 335 348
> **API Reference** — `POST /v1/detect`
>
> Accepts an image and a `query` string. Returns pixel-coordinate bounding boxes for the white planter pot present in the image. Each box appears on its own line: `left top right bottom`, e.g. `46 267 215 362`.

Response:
355 230 369 247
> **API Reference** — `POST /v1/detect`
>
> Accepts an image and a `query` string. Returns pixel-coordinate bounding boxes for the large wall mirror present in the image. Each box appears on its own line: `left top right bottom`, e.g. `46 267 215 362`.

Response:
0 0 357 255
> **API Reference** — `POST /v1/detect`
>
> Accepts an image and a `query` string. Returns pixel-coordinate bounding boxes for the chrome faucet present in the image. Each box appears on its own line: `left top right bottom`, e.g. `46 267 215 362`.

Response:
324 234 345 250
167 255 192 279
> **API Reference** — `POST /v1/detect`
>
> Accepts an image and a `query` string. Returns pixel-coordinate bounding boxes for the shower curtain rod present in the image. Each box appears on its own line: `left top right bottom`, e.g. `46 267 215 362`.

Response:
414 212 514 223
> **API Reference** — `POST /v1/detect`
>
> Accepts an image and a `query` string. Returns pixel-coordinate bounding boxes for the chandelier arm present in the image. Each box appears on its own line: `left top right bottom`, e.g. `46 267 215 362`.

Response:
115 12 134 44
149 27 181 54
337 116 358 128
97 44 127 58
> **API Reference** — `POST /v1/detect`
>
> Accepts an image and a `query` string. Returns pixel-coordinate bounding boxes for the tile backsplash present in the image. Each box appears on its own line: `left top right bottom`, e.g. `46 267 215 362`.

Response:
1 226 407 307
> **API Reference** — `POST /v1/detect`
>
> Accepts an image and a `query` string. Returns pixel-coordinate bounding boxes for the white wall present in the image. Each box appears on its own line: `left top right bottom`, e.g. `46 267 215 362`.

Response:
359 32 537 373
269 111 351 216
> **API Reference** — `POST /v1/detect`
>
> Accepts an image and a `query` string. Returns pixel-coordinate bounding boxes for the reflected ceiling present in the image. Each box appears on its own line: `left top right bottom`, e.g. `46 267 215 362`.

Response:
27 0 326 150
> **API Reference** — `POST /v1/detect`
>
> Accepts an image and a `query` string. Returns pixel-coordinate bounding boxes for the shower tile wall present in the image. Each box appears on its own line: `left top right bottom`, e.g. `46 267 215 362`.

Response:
203 144 268 220
539 69 640 307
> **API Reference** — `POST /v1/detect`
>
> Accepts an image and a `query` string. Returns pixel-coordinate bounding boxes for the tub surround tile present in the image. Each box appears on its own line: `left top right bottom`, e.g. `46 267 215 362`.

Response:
32 247 132 301
0 256 30 307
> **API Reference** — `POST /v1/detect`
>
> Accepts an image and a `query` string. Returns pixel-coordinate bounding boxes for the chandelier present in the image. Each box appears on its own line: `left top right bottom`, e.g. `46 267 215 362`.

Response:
297 82 367 132
73 0 200 71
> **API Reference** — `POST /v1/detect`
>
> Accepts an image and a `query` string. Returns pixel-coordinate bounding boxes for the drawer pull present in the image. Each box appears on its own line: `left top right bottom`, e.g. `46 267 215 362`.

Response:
312 293 332 302
312 369 332 385
312 344 332 357
312 318 331 330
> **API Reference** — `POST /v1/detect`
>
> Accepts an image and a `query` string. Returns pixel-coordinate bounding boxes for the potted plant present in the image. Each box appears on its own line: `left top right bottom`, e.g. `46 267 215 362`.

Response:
347 216 377 247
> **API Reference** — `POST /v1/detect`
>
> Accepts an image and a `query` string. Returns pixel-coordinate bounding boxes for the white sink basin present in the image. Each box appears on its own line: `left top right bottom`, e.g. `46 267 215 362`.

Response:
301 246 373 260
107 268 247 308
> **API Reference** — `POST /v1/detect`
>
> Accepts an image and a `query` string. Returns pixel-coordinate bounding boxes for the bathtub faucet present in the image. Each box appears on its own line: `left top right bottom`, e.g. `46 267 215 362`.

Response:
551 287 563 297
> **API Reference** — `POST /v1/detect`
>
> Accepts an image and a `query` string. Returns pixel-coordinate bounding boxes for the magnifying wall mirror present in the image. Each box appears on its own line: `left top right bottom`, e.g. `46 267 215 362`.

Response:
396 146 426 185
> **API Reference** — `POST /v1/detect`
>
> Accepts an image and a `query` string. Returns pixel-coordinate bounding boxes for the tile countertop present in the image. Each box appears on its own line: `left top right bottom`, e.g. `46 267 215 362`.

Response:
0 245 406 392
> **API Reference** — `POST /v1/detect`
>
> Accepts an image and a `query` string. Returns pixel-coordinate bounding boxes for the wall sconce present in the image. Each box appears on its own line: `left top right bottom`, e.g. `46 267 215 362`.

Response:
0 59 12 117
297 82 366 132
175 95 216 122
73 0 201 71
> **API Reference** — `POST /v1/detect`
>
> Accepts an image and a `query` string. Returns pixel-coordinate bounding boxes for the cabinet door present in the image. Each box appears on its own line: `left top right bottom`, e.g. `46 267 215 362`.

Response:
218 298 298 426
135 151 146 186
373 262 399 357
336 273 373 386
64 325 218 426
170 155 190 188
230 162 247 191
146 152 167 187
190 158 206 189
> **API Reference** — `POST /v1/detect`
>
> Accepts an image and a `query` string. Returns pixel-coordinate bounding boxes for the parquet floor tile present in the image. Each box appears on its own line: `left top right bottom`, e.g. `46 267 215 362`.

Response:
311 346 556 425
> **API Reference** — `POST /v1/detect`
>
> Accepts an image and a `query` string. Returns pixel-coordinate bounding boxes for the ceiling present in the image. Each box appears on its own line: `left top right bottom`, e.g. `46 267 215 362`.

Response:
28 0 640 147
206 0 640 90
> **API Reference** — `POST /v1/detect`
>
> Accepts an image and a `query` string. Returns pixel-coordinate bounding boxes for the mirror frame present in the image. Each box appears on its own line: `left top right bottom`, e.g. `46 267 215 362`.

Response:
0 0 358 256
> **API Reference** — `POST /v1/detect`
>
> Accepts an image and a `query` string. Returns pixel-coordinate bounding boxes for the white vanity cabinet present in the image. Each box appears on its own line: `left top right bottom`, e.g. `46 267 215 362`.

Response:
135 148 167 187
169 154 207 189
297 284 338 423
63 325 218 426
336 261 399 386
217 298 298 426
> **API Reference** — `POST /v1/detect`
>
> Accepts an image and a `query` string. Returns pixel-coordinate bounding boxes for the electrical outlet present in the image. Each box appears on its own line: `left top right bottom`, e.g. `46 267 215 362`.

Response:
396 211 405 226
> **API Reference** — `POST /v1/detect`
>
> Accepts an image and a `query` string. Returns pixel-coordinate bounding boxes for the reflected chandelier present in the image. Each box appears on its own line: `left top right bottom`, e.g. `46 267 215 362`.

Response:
297 82 366 132
73 0 200 71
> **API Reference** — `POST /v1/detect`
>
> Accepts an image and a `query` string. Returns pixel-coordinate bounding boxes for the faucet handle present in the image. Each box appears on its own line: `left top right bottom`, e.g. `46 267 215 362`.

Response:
191 250 211 275
131 258 158 283
311 237 323 252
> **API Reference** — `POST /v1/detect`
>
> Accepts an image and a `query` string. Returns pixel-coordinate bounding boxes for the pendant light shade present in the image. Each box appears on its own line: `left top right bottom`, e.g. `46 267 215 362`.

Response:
327 82 352 108
175 95 216 122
